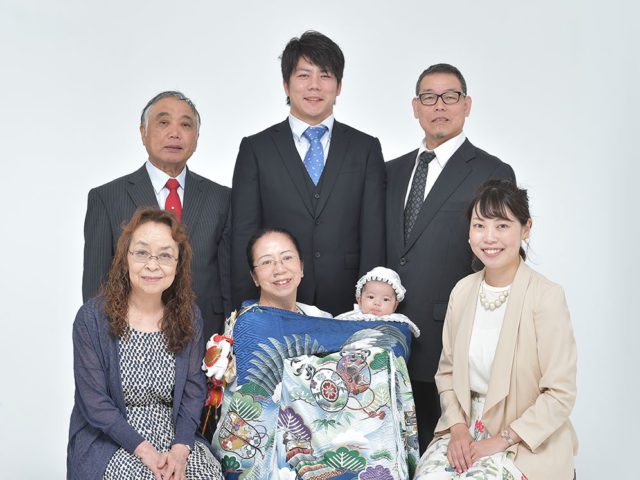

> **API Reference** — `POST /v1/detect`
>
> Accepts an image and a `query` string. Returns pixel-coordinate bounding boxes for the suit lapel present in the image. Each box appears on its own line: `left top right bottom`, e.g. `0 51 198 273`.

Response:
403 140 474 253
314 121 348 218
182 168 203 231
453 273 482 419
271 120 314 217
482 261 532 416
126 165 158 208
389 151 418 254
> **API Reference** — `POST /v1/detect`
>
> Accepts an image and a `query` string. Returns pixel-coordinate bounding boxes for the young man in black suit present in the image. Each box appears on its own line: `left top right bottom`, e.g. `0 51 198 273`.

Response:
82 91 231 341
230 31 386 315
385 64 516 452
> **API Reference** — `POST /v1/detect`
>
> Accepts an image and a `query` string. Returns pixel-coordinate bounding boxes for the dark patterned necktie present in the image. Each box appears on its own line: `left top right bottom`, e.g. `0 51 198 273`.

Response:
302 125 328 185
404 151 436 243
165 178 182 221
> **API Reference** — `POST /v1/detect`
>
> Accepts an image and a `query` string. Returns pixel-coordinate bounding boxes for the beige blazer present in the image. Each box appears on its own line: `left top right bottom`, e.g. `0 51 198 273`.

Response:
433 261 578 480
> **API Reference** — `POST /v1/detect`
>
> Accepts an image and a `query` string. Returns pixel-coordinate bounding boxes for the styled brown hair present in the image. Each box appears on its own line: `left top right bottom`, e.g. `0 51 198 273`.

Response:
103 207 195 352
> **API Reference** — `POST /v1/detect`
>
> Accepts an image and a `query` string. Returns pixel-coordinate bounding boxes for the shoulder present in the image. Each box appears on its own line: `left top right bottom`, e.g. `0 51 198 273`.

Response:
386 150 418 170
190 303 204 334
522 263 566 302
89 166 146 195
243 120 289 141
462 140 513 173
334 121 379 145
74 296 109 334
186 170 231 197
451 270 483 297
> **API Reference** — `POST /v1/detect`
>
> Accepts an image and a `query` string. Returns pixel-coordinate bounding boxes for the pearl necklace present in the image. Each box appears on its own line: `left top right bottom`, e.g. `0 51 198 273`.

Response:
478 283 510 311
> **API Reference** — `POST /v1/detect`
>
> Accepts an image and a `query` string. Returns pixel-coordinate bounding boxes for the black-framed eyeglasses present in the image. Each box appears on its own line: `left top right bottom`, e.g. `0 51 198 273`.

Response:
129 250 178 266
253 254 300 271
416 91 466 106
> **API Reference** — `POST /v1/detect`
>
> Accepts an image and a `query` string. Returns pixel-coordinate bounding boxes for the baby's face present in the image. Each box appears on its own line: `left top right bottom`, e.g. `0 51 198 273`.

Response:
357 281 398 316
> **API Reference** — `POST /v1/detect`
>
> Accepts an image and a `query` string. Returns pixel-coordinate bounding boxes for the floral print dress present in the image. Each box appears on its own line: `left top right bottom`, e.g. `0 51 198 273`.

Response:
413 395 525 480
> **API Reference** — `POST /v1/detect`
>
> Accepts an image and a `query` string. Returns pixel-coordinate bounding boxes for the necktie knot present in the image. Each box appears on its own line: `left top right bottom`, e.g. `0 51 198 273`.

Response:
419 150 436 165
166 178 180 191
303 125 328 142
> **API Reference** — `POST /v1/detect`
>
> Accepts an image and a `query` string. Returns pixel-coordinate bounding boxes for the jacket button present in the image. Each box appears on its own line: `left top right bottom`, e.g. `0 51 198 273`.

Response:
314 193 320 199
314 251 321 259
315 219 320 225
399 257 407 266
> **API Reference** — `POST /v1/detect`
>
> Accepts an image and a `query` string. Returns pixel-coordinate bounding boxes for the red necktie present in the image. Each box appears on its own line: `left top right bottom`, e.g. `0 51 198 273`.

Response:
165 179 182 221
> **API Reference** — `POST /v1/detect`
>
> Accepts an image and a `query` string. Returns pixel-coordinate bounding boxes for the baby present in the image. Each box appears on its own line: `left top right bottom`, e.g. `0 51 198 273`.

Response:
337 267 419 335
337 266 420 339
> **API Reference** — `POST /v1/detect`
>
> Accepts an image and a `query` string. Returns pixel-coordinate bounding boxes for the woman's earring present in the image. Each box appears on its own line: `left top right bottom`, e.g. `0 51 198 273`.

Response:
468 238 471 244
524 237 530 245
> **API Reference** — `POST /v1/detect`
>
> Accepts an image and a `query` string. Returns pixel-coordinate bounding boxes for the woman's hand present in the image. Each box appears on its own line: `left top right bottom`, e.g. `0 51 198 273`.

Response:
158 443 190 480
470 427 520 462
134 441 166 480
470 436 509 462
447 423 473 474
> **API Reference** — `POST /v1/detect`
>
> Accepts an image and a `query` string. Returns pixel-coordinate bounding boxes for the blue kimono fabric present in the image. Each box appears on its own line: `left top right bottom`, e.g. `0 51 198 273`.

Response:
212 305 419 479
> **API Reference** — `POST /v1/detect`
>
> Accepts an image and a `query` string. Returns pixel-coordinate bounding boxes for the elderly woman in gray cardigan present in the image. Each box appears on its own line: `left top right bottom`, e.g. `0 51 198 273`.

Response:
67 207 221 479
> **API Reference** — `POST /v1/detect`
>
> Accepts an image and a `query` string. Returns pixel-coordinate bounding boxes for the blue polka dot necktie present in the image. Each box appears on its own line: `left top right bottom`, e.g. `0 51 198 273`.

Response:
302 125 328 185
404 151 436 243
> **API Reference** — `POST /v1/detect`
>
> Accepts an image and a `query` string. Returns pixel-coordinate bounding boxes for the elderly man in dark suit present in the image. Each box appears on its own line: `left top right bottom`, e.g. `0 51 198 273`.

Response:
82 91 231 340
385 64 516 452
230 31 386 315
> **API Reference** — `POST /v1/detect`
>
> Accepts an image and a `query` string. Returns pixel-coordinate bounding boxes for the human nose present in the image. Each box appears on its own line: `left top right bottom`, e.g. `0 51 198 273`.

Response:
308 73 320 89
145 256 160 269
484 227 497 242
168 124 180 138
272 259 286 273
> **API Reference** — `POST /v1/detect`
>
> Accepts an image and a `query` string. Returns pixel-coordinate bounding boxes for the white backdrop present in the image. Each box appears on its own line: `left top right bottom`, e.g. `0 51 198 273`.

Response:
1 0 637 477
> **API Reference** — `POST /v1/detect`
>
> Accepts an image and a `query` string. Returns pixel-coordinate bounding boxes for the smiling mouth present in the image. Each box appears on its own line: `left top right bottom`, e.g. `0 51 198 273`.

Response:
273 279 291 286
142 276 162 282
482 248 503 256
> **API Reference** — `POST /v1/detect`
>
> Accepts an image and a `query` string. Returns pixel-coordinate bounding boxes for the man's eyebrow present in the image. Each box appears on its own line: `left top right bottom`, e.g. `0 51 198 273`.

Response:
180 114 194 123
154 111 170 119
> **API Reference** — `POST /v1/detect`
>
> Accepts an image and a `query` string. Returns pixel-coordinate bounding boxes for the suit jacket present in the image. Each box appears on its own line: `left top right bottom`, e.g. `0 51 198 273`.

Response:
67 297 213 479
82 164 231 339
434 261 578 480
385 139 515 381
230 119 386 315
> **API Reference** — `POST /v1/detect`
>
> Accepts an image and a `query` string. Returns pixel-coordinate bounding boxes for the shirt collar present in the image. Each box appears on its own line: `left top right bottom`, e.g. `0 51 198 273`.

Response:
145 160 187 194
288 113 335 141
417 131 467 169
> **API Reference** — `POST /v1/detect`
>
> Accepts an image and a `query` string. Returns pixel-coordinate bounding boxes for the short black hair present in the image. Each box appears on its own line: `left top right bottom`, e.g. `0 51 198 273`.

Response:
415 63 467 96
281 30 345 103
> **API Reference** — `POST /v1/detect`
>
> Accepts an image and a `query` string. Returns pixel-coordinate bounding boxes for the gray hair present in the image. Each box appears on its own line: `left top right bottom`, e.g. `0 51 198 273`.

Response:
140 91 201 134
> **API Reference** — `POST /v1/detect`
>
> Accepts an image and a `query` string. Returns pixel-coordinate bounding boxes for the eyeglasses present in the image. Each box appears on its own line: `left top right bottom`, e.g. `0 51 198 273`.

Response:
416 91 466 106
129 250 178 266
253 254 300 271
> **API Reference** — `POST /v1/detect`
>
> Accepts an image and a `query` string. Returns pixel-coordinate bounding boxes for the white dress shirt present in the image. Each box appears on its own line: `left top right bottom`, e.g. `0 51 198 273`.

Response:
404 131 467 206
288 113 335 162
145 160 186 208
